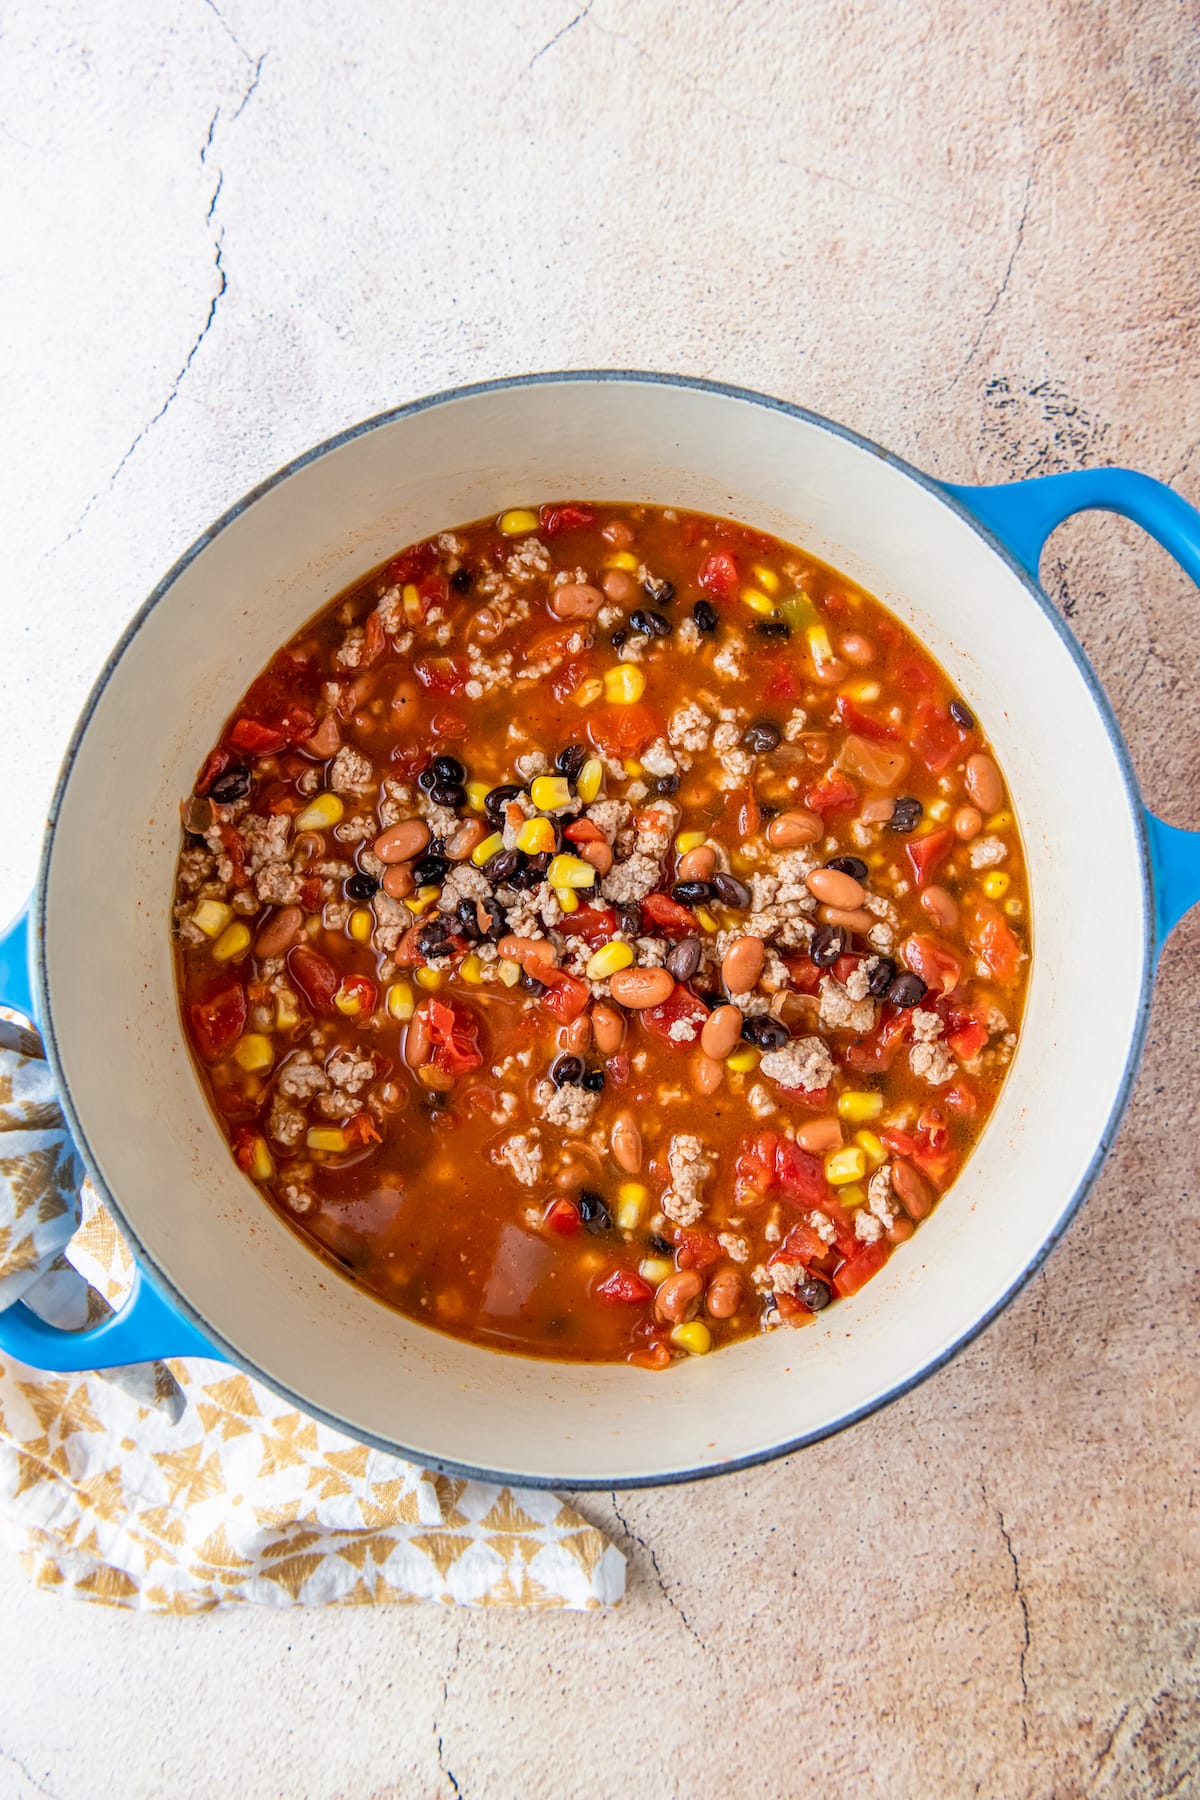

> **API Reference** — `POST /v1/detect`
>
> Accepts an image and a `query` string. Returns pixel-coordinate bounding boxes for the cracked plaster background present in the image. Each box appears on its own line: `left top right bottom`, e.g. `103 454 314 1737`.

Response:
1 1 1198 1796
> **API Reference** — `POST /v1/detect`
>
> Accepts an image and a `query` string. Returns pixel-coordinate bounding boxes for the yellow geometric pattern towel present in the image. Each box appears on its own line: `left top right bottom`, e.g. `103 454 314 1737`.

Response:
0 1021 624 1611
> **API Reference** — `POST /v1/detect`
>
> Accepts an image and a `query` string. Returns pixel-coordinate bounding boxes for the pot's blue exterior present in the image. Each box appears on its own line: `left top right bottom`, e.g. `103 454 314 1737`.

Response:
0 375 1197 1481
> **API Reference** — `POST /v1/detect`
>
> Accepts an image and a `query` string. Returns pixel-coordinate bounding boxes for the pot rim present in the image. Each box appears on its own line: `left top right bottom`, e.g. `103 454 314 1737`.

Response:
33 370 1157 1488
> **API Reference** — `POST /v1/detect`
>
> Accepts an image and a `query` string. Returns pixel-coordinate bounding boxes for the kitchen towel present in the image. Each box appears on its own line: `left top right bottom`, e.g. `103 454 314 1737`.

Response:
0 1018 624 1611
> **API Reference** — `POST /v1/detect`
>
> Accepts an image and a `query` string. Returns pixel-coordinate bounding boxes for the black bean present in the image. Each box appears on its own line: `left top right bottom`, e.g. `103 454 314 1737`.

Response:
551 1055 584 1088
653 772 680 795
527 851 553 875
209 764 251 804
741 1015 789 1050
648 1234 673 1257
483 847 520 882
416 921 450 958
483 782 525 821
610 628 629 649
711 872 751 909
417 766 438 793
579 1189 613 1233
345 871 379 901
665 937 702 982
431 754 465 784
556 744 587 779
754 620 791 639
866 956 896 997
507 863 543 891
428 836 446 855
888 972 928 1008
520 970 546 995
698 990 725 1010
742 720 782 753
811 924 847 967
616 905 642 937
449 566 474 594
456 898 483 941
949 698 974 729
631 609 672 638
429 781 467 809
827 855 868 879
671 879 714 905
887 795 923 833
483 906 508 943
644 578 675 605
581 1068 606 1093
411 854 450 887
797 1275 832 1312
692 599 718 633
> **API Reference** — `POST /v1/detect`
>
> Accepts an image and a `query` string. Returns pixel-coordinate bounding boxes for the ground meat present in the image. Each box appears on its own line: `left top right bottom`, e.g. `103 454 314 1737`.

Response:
633 802 678 860
910 1008 943 1042
867 1164 898 1228
601 853 662 906
968 835 1008 869
711 636 747 680
854 1209 884 1243
276 1051 330 1101
759 1035 836 1093
807 1210 836 1245
282 1183 316 1215
377 776 413 827
718 1232 751 1263
910 1040 956 1084
747 1082 777 1119
268 1093 307 1149
334 627 366 670
240 813 292 871
782 706 809 742
640 738 679 777
326 1046 376 1094
586 798 632 842
493 1131 543 1186
333 815 376 843
506 536 550 576
845 959 877 1002
667 701 712 753
755 1258 807 1296
328 746 375 795
255 861 304 906
536 1081 601 1132
371 890 413 952
743 868 817 949
177 846 216 893
634 936 669 967
818 976 877 1035
437 864 492 913
661 1133 714 1226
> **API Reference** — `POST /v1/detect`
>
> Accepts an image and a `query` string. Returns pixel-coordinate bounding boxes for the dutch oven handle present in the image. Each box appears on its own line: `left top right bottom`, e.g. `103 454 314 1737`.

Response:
0 904 219 1370
943 468 1200 952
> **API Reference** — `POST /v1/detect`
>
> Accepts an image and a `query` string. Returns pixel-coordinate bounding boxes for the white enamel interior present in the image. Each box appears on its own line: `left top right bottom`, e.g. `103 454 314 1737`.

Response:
40 377 1149 1484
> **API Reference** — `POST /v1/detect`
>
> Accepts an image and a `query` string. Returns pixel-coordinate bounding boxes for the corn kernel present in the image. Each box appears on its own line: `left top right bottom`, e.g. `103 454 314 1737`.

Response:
927 799 952 822
576 756 604 801
275 990 300 1031
675 830 707 854
1004 897 1022 918
212 921 252 963
386 979 415 1021
471 830 505 867
248 1136 275 1182
741 586 775 616
837 1090 884 1123
233 1033 274 1072
531 773 572 812
639 1256 674 1285
751 564 781 594
586 940 635 981
987 810 1014 831
726 1045 759 1072
404 885 440 915
459 953 485 985
695 906 719 932
603 664 645 704
348 907 373 942
982 871 1010 900
402 583 422 624
192 899 233 939
670 1321 712 1356
306 1126 350 1154
294 791 344 831
497 958 521 986
839 1183 866 1209
825 1146 867 1185
554 885 579 913
854 1129 888 1168
616 1182 649 1230
547 852 597 890
465 780 491 813
415 966 444 991
419 1064 454 1092
498 508 538 535
572 677 605 708
623 759 643 778
604 550 639 571
806 622 835 666
844 679 881 703
333 984 364 1017
515 816 556 855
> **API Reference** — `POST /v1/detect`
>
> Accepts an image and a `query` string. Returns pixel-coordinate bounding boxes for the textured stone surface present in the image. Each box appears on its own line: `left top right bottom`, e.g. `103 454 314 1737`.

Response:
1 2 1198 1796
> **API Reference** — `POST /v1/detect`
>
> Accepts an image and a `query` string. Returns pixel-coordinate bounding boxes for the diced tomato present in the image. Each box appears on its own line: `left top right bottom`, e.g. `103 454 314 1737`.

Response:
942 1079 980 1117
773 1137 829 1205
832 1240 888 1297
892 656 934 694
836 695 899 742
698 550 738 599
675 1230 722 1271
430 708 468 739
735 1131 778 1197
544 1197 580 1237
911 700 969 773
299 876 323 913
234 658 319 751
640 985 709 1050
832 952 865 987
344 1111 382 1148
842 1009 909 1072
910 1141 957 1188
784 955 823 996
596 1268 653 1304
288 945 339 1014
550 655 593 704
905 827 954 886
195 745 232 795
426 997 484 1075
362 609 386 665
413 656 467 696
967 902 1023 984
946 1016 988 1061
537 967 590 1023
766 656 801 702
902 933 962 995
778 1222 828 1265
719 785 760 838
556 904 618 944
383 541 437 587
189 979 247 1061
804 773 858 815
335 974 378 1018
917 1105 949 1150
563 818 605 845
586 702 663 759
641 892 697 935
776 1082 833 1110
539 503 597 535
880 1126 920 1160
231 1126 258 1172
605 1051 631 1085
229 718 286 755
215 823 249 889
390 740 428 780
628 1341 672 1370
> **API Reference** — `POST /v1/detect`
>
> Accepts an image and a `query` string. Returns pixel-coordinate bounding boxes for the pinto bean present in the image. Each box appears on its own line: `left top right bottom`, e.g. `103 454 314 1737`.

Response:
579 838 613 875
890 1159 931 1221
445 818 489 861
722 935 765 995
921 884 959 931
610 1111 643 1174
840 632 876 666
391 678 421 715
404 1009 432 1070
591 1001 626 1054
860 797 896 825
305 713 342 756
705 1268 742 1319
690 1050 725 1095
498 934 559 970
817 904 876 933
374 819 431 864
561 1014 592 1055
795 1118 844 1154
601 568 639 603
393 922 428 966
602 518 636 547
964 752 1004 814
609 966 675 1009
700 1004 743 1060
550 582 605 621
953 804 983 841
765 809 823 848
677 844 717 880
887 1215 915 1244
813 656 848 686
654 1269 703 1324
382 864 416 901
806 867 866 910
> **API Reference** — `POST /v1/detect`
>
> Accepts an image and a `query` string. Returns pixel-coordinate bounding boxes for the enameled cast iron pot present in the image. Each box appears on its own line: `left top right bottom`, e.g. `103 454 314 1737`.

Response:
2 373 1199 1487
